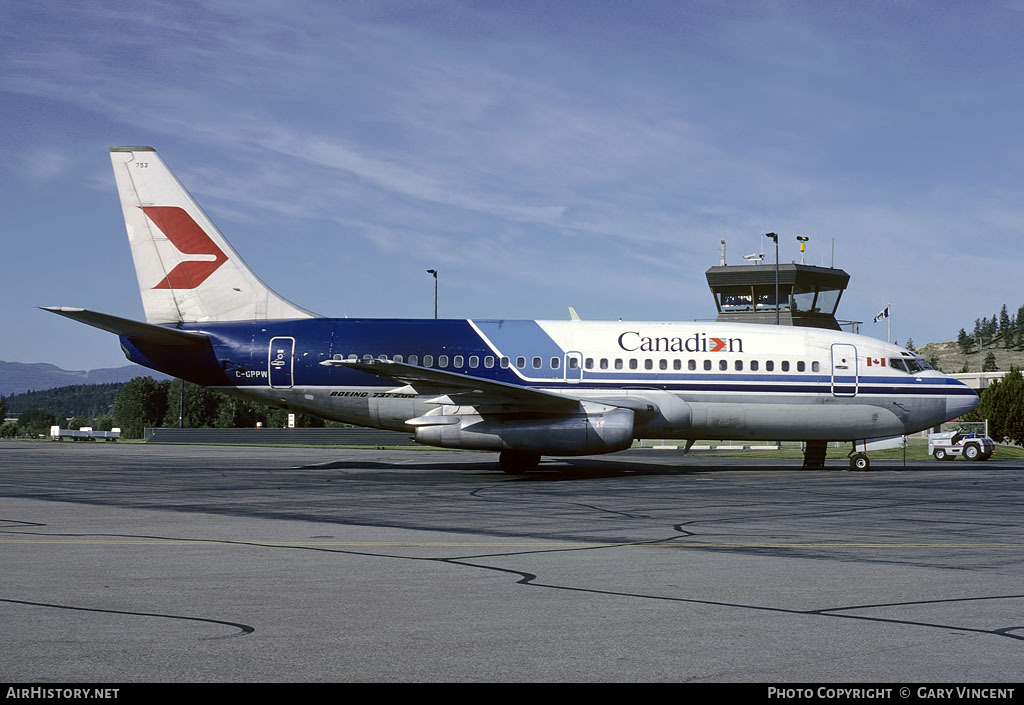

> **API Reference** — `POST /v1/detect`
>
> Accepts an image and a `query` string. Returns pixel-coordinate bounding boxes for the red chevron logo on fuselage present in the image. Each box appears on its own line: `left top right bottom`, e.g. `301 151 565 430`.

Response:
709 337 726 352
141 206 228 289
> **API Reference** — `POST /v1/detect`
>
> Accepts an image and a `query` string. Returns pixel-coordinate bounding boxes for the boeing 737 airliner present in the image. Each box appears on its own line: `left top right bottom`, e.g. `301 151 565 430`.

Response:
45 147 978 472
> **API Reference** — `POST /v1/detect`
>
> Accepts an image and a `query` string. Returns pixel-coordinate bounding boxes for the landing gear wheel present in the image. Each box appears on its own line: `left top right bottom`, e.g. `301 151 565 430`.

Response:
850 453 870 471
499 451 540 474
933 449 947 461
963 444 981 461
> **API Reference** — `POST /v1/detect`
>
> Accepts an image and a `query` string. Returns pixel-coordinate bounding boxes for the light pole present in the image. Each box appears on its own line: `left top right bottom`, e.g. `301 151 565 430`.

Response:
765 232 779 325
796 235 808 265
426 269 437 319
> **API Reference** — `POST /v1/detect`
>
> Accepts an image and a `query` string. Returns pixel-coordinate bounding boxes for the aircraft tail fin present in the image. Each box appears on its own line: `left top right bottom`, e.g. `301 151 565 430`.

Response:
109 146 318 324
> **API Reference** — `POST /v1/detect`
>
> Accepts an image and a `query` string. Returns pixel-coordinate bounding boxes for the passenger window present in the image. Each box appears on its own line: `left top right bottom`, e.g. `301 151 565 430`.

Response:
438 355 449 368
766 360 774 372
469 355 479 368
704 360 712 371
689 360 696 371
500 357 510 368
551 357 560 369
782 361 790 372
423 354 433 367
719 360 728 371
453 355 464 368
644 359 653 370
483 356 493 368
600 358 609 370
629 359 638 370
532 357 542 369
516 356 526 369
333 353 343 360
585 358 594 369
812 361 820 372
362 354 373 362
347 354 357 361
751 360 758 371
568 357 579 369
797 361 805 372
659 359 668 370
674 360 682 370
394 355 403 363
408 354 418 365
735 360 743 371
615 359 624 370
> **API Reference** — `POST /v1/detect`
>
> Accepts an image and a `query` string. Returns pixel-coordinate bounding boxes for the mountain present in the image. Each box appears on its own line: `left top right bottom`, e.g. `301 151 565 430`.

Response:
0 361 171 396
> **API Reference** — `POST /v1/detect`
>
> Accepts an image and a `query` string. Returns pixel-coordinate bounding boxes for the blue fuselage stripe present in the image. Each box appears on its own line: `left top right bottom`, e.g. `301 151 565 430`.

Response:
168 318 974 399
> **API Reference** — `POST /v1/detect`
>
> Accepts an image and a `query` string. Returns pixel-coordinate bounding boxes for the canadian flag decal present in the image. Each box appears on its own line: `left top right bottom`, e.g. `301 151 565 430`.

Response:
866 357 886 367
141 206 228 289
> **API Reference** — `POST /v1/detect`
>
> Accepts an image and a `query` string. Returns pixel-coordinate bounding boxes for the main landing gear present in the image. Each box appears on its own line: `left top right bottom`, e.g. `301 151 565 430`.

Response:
499 451 541 474
848 449 871 471
804 441 871 470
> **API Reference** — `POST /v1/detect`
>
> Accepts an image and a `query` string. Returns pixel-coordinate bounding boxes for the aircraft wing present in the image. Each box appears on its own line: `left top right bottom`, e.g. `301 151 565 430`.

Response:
322 358 594 412
321 358 658 417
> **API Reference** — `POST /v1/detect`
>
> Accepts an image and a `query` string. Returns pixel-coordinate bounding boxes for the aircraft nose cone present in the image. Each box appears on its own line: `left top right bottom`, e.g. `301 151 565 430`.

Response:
946 383 979 420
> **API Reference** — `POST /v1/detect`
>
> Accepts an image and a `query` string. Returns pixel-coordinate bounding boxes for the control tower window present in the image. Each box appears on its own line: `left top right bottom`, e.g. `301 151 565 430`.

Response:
791 285 842 314
718 286 754 311
754 285 791 311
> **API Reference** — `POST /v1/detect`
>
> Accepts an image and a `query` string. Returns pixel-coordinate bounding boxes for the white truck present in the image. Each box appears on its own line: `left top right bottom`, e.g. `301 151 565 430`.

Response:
928 430 995 461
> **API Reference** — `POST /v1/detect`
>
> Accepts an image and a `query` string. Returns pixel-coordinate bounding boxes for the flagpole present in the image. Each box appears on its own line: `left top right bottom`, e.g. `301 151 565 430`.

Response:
888 302 891 344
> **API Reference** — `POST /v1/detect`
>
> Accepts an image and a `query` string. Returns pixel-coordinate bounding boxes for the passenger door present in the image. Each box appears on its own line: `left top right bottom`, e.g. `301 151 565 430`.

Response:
830 343 858 397
269 336 295 389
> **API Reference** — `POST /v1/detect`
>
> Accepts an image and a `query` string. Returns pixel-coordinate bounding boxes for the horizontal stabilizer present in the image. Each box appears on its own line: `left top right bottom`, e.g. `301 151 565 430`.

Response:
41 307 209 347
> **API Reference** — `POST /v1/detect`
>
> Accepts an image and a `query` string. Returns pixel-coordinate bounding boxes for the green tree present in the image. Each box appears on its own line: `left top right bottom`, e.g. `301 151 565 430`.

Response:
957 328 972 354
977 367 1024 445
0 396 6 421
905 338 915 352
113 377 170 438
67 416 90 431
215 395 263 428
999 304 1011 347
93 413 115 432
983 351 998 372
17 409 57 437
163 380 222 428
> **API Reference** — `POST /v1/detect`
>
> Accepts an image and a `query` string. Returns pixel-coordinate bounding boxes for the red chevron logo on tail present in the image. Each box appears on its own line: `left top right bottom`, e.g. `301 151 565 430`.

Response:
141 206 228 289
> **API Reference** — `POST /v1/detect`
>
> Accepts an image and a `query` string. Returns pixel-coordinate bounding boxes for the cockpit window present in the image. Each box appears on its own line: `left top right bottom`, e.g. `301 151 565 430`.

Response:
906 355 931 373
892 354 932 374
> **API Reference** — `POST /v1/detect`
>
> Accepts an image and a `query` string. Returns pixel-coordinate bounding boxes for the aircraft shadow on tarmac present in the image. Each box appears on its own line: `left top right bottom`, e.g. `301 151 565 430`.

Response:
295 455 925 480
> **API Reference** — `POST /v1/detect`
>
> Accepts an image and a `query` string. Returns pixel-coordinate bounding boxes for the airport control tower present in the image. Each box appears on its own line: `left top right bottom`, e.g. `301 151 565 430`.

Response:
705 260 856 331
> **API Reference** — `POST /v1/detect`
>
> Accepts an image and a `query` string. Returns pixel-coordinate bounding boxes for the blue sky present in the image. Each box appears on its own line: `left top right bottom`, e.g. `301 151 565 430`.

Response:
2 1 1022 370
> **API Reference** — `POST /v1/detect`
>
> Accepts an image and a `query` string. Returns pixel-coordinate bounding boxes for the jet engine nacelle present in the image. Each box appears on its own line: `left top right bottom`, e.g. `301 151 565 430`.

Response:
414 407 635 456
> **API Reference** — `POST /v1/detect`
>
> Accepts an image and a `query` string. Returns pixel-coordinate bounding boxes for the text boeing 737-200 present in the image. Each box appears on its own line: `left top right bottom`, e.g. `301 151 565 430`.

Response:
44 146 978 472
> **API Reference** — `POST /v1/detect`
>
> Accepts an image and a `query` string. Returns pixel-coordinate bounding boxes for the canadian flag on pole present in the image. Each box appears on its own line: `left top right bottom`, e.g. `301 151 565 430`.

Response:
866 357 887 367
